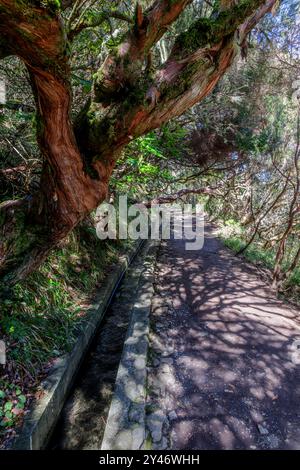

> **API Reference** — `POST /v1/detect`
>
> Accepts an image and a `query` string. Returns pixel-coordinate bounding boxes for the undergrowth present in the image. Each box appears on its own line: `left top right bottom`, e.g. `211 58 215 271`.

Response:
217 219 300 304
0 223 132 446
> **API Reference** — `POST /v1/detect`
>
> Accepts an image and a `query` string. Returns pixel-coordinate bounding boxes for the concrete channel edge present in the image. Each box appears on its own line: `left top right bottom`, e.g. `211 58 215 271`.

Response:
101 240 160 450
12 240 144 450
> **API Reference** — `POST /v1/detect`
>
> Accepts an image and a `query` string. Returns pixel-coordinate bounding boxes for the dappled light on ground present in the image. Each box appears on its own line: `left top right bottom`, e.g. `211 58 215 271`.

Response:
147 225 300 450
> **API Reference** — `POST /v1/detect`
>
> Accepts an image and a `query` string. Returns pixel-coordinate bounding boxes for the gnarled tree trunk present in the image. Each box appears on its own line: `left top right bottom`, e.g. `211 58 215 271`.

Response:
0 0 277 287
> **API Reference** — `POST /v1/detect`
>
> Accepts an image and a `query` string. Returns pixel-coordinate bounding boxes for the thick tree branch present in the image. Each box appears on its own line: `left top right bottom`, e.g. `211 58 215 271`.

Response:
93 0 192 102
0 0 279 285
69 10 133 40
0 101 35 112
0 0 112 283
139 0 277 127
76 0 277 169
0 165 27 175
142 187 217 207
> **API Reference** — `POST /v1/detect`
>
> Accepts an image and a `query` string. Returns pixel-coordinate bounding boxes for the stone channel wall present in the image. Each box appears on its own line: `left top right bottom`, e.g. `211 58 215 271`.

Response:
12 240 144 450
101 241 159 450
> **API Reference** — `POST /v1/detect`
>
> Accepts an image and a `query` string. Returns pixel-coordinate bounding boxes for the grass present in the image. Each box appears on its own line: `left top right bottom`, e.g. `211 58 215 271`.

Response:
223 237 275 269
0 223 133 446
217 219 300 302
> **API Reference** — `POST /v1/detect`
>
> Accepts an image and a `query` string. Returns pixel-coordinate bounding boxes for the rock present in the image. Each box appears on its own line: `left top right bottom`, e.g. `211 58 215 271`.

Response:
134 356 146 370
132 426 145 449
162 350 173 357
129 404 144 423
114 429 133 449
161 357 173 365
152 430 162 442
147 411 166 443
257 424 269 435
159 362 172 373
158 436 168 450
168 410 177 420
215 404 225 415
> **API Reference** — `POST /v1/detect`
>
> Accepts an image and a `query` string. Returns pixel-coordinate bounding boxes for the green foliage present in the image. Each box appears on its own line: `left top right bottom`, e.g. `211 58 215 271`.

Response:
236 93 291 155
112 124 188 198
0 221 134 443
42 0 61 10
0 381 26 432
287 268 300 288
0 0 299 446
173 0 264 56
223 236 275 269
0 228 131 377
218 220 299 298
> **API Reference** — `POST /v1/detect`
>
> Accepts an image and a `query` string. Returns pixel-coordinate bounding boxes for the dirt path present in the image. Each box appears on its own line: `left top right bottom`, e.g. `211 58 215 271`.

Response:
146 224 300 450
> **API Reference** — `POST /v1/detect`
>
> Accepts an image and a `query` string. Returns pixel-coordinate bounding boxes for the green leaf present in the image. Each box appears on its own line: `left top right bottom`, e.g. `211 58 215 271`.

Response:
18 395 26 404
4 401 13 412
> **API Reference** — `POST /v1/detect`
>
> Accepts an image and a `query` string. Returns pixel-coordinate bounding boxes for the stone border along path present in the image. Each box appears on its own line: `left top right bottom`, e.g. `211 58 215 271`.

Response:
49 238 159 449
101 240 159 450
12 240 144 450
